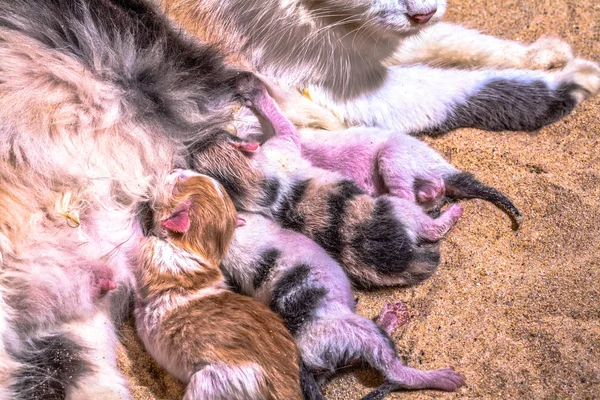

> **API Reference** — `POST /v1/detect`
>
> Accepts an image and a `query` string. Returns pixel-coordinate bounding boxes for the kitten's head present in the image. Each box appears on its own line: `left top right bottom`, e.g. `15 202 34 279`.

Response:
299 0 446 36
148 170 238 265
187 131 266 210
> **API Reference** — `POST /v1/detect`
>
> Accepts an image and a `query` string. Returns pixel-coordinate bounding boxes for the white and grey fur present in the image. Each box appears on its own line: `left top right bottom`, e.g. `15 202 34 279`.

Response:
163 0 600 134
223 212 465 399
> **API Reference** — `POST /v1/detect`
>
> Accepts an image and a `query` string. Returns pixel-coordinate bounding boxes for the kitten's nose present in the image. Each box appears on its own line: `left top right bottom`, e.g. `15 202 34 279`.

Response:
407 9 437 24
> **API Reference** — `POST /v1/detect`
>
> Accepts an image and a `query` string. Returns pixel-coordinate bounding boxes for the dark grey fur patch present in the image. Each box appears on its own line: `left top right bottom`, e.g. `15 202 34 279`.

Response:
275 179 310 232
349 198 415 283
0 0 245 143
221 263 244 294
258 178 281 207
313 180 364 260
11 333 91 400
270 264 326 335
426 80 579 135
300 362 326 400
252 249 281 289
136 201 155 237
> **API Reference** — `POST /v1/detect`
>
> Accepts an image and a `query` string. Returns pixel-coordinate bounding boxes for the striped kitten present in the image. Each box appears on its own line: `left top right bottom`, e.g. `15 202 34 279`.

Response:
191 86 517 288
223 212 465 399
132 170 303 400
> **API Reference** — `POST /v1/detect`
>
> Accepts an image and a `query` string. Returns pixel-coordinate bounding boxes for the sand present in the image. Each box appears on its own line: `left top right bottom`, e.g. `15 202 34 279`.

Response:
118 0 600 398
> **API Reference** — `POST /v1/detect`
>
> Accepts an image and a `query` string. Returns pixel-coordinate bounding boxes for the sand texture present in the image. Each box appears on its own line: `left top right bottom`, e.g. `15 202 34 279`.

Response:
118 0 600 398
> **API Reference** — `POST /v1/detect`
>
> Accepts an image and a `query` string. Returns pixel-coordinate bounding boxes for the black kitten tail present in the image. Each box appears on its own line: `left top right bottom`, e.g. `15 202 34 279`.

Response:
359 382 400 400
444 172 523 230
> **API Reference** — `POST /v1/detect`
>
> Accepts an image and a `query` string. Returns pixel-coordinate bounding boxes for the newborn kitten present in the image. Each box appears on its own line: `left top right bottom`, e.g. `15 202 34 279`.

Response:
223 212 465 399
132 170 303 400
191 87 515 288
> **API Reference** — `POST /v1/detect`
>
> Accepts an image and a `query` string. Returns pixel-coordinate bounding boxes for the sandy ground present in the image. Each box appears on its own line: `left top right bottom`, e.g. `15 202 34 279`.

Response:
118 0 600 398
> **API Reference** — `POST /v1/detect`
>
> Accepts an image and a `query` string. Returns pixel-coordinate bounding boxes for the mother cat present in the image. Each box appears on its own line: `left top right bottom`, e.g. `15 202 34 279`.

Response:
0 0 297 398
160 0 600 134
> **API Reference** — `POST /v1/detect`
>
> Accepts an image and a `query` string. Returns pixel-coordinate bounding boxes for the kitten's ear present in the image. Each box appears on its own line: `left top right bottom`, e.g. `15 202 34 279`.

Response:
230 140 260 153
161 199 191 233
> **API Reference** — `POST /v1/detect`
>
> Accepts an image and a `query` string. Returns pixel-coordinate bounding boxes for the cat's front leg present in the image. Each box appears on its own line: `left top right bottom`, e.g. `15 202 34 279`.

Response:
388 22 573 71
310 59 600 134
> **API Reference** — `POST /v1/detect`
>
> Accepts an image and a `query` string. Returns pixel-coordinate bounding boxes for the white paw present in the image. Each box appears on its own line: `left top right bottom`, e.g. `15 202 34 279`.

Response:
559 58 600 104
525 37 573 70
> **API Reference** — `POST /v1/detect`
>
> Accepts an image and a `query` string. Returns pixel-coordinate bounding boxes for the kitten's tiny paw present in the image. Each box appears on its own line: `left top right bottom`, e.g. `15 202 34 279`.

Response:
415 178 445 204
559 58 600 103
425 368 466 391
525 37 573 70
376 301 410 335
414 177 445 211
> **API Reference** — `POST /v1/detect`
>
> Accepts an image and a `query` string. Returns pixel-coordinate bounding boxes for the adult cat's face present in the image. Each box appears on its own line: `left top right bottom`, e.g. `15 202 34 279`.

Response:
302 0 446 35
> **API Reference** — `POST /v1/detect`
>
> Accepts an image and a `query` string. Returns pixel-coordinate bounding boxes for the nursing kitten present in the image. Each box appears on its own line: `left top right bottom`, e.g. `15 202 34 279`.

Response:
191 87 519 288
223 212 465 399
161 0 600 134
132 170 303 400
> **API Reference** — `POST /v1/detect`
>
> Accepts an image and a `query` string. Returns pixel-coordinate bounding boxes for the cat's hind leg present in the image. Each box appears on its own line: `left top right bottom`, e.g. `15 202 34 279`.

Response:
315 59 600 134
6 310 131 400
61 311 132 400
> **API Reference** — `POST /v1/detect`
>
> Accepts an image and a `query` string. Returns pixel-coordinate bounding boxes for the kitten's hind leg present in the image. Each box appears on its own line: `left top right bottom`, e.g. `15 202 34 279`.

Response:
376 135 522 229
299 314 464 397
184 363 268 400
387 196 463 242
376 301 411 337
